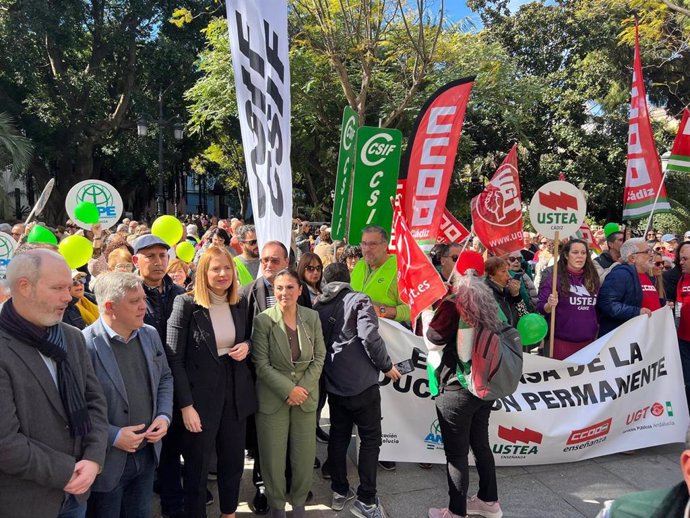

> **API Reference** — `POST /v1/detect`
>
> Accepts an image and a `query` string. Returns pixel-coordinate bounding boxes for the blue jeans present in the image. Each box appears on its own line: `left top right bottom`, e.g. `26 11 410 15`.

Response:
58 495 86 518
86 446 156 518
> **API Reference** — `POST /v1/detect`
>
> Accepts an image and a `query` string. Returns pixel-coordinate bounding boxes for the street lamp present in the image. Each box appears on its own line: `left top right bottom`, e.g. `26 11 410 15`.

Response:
137 88 184 216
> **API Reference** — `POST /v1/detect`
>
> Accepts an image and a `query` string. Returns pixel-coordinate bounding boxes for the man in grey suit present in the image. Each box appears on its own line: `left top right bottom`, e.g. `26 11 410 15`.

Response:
83 272 174 518
0 249 108 518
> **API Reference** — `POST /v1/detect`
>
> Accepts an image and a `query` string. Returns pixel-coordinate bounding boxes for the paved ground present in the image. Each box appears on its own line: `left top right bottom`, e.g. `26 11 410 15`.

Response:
154 425 686 517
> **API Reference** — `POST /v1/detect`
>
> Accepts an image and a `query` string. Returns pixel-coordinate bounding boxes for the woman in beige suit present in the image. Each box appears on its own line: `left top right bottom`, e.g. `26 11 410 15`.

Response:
251 269 326 518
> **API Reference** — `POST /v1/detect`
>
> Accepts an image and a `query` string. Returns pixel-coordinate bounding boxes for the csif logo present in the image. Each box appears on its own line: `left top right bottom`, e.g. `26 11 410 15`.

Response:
423 420 444 450
77 183 116 218
342 115 357 151
360 133 397 167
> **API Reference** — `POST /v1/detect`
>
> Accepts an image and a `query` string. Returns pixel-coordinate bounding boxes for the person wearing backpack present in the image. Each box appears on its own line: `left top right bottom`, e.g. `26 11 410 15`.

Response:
425 274 516 518
314 263 400 518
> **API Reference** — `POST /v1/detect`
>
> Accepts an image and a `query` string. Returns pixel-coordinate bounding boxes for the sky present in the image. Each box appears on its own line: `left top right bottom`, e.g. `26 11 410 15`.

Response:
439 0 544 27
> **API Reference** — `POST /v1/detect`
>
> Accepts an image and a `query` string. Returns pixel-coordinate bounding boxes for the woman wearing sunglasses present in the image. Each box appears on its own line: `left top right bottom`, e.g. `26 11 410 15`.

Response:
297 252 324 304
251 269 326 518
62 270 99 330
650 252 668 305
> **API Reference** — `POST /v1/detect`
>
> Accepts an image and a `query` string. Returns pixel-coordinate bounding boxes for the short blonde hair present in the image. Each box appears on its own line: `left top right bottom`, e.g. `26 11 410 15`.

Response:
193 245 239 308
166 258 190 276
107 247 133 270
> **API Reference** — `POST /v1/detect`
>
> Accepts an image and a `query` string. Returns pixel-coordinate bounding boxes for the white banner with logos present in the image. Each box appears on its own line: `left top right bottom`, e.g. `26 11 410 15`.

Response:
226 0 292 251
378 308 689 466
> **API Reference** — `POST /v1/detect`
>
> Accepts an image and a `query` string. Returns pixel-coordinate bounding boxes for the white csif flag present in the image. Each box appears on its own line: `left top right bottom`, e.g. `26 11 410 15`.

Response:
226 0 292 251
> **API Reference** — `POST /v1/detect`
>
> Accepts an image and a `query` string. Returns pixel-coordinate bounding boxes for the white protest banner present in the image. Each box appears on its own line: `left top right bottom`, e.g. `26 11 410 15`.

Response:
377 308 689 466
65 180 123 230
226 0 292 252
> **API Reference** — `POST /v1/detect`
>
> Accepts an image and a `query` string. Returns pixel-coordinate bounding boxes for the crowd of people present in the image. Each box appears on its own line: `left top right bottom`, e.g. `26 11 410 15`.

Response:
1 213 690 518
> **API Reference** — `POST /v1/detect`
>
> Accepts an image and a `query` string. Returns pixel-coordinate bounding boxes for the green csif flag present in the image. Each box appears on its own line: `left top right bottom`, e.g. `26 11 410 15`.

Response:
331 106 358 240
347 126 402 245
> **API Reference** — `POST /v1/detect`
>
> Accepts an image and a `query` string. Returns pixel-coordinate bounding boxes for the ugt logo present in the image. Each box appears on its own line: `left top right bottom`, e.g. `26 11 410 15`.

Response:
77 183 116 218
424 420 443 450
475 164 522 227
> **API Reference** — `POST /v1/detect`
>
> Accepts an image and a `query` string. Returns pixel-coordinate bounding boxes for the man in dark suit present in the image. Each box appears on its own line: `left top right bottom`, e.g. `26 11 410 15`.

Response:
241 240 312 514
83 272 174 518
132 234 187 517
0 249 108 518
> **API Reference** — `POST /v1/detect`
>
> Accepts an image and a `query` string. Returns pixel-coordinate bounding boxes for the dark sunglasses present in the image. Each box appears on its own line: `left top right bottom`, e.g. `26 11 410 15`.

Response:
445 255 459 262
242 239 257 245
507 256 521 262
654 261 665 267
72 278 86 286
305 265 322 272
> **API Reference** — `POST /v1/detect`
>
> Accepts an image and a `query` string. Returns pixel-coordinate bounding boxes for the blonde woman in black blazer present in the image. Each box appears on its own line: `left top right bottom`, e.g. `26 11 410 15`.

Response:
167 245 257 518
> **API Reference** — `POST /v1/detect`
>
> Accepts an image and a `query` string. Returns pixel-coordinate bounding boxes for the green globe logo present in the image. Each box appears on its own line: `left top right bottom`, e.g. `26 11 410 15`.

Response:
0 236 13 259
429 420 441 436
77 183 113 208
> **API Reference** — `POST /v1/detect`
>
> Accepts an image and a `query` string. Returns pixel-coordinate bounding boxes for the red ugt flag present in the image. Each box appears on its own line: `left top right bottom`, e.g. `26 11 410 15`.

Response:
622 24 670 219
392 199 447 324
470 144 524 256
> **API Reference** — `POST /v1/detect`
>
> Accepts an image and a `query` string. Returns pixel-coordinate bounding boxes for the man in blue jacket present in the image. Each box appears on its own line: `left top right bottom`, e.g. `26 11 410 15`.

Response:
314 262 400 518
83 272 173 518
597 238 659 337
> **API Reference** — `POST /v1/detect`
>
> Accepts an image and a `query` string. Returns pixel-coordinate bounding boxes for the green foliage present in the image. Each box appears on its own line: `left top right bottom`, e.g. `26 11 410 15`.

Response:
0 112 33 175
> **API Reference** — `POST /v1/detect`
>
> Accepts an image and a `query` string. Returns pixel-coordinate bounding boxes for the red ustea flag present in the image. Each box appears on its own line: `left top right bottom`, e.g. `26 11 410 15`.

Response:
667 108 690 174
438 209 470 244
392 198 447 324
470 144 523 256
622 24 670 219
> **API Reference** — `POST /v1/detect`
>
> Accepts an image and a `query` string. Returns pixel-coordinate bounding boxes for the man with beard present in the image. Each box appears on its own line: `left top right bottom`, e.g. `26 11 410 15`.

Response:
0 249 108 518
234 224 261 287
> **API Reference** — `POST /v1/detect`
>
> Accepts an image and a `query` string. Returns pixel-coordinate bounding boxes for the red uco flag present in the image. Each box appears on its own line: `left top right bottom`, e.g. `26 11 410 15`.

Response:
622 25 670 219
470 144 523 256
437 209 470 244
667 108 690 174
399 77 475 244
392 199 447 324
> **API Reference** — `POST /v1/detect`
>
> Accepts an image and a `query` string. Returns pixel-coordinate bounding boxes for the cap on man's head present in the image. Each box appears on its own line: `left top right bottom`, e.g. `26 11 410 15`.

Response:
71 270 87 280
133 234 170 254
684 231 690 241
661 233 678 243
0 223 12 234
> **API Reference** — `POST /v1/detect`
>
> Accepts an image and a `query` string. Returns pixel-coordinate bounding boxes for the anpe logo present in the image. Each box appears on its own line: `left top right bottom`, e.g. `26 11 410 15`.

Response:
497 426 543 445
77 183 116 217
423 420 444 450
360 133 397 167
567 418 612 445
0 235 13 260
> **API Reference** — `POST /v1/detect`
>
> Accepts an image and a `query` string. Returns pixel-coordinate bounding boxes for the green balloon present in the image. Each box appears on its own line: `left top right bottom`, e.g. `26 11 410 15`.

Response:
603 222 620 238
58 235 93 269
151 215 184 247
176 241 195 263
517 313 548 346
27 225 58 245
74 201 100 225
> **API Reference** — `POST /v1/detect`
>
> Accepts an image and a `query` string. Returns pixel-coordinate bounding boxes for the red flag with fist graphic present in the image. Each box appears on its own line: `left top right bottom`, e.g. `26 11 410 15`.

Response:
470 144 524 256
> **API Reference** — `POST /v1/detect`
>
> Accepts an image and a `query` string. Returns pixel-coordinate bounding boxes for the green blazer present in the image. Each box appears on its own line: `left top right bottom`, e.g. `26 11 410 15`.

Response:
251 304 326 415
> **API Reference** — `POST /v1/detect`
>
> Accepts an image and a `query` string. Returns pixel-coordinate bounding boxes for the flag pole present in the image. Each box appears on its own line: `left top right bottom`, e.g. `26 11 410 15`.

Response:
548 231 559 359
643 168 669 236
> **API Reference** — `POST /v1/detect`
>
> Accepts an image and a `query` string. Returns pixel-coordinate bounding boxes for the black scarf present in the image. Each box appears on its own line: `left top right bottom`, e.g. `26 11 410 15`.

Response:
0 299 92 436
